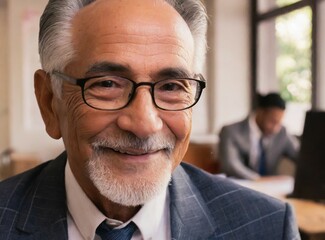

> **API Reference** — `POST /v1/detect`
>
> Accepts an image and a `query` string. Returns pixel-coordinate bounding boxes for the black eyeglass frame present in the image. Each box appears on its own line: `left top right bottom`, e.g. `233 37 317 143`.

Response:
51 71 206 111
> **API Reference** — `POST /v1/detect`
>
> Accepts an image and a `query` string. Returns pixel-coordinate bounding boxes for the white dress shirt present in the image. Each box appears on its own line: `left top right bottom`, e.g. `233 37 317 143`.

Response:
65 161 171 240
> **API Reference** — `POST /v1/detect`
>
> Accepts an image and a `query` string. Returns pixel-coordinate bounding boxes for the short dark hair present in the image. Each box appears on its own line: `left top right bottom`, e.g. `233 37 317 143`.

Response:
257 93 286 110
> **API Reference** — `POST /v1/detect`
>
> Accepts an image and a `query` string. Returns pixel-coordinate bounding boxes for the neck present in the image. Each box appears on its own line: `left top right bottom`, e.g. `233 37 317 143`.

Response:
90 189 142 222
101 199 141 222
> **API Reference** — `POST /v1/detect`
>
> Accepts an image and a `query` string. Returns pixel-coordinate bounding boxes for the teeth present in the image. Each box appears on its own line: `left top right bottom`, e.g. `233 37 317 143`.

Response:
112 148 147 155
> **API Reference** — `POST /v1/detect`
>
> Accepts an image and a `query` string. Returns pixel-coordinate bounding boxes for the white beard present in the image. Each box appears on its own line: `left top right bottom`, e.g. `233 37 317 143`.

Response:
87 133 175 206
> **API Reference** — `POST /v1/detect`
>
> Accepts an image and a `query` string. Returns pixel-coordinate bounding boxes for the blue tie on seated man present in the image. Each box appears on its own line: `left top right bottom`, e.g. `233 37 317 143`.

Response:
0 0 300 239
219 92 300 180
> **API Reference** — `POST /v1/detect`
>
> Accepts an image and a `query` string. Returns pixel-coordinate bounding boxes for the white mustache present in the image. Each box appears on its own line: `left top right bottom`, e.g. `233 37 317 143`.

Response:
91 132 176 156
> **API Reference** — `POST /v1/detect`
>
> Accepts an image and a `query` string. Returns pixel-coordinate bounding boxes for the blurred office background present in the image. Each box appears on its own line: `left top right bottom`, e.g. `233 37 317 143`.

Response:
1 0 325 175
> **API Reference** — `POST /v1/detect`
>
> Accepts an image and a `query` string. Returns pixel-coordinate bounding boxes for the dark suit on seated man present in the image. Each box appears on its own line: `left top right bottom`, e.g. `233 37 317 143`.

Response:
0 1 300 239
219 93 299 180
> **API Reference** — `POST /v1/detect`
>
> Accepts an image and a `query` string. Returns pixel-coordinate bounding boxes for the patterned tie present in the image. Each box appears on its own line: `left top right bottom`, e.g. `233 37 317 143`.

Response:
258 137 267 176
96 221 138 240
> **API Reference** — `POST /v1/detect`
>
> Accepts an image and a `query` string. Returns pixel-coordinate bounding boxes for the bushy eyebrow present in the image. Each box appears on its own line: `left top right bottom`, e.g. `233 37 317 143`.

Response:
85 61 192 79
157 67 192 79
85 62 131 76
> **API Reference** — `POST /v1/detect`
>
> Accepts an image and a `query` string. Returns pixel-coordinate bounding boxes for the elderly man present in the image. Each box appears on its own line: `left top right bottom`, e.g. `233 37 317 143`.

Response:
0 0 300 239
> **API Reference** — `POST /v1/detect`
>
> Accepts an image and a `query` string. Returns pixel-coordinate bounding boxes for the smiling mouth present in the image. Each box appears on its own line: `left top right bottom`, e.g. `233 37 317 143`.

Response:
98 146 160 156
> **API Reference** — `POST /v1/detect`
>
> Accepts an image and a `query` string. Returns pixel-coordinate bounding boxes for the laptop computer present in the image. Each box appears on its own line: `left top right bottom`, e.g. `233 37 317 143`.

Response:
291 110 325 201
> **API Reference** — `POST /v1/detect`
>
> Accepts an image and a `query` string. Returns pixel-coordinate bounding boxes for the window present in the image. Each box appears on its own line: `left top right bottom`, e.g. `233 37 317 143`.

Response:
251 0 323 135
258 0 301 13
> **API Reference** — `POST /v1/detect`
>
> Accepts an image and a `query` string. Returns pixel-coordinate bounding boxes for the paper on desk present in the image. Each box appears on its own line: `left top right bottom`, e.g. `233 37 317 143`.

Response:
231 176 294 198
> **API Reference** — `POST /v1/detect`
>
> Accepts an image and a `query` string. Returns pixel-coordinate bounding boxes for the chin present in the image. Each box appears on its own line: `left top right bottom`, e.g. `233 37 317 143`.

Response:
87 152 172 206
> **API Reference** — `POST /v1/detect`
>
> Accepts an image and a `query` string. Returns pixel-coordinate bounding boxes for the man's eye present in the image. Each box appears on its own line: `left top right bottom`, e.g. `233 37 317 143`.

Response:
85 78 124 91
160 82 183 91
92 80 115 88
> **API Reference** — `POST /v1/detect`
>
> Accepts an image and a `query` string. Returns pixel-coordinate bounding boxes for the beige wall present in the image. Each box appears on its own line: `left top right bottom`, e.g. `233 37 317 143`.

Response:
0 0 9 154
208 0 251 133
7 0 64 160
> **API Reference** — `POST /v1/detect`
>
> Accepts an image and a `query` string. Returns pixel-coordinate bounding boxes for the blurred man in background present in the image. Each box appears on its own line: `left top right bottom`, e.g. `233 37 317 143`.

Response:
219 93 299 180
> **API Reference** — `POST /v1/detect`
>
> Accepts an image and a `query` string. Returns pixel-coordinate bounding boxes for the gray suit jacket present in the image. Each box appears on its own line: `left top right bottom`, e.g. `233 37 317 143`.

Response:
219 118 299 180
0 152 300 239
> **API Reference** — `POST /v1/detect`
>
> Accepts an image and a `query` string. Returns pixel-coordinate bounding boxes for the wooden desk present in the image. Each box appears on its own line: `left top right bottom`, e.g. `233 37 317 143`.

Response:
286 198 325 240
233 176 325 240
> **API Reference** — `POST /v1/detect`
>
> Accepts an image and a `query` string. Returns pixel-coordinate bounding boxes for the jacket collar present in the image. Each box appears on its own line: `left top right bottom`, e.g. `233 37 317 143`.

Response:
15 152 68 238
169 165 217 239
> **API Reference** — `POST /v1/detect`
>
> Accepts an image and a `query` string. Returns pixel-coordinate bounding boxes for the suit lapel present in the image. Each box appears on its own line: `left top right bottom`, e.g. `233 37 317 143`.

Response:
15 152 68 239
240 118 253 166
169 166 216 240
241 118 251 150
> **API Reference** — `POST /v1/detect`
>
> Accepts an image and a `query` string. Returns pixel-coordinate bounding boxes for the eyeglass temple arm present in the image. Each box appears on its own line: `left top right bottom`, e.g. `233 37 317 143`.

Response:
51 71 77 84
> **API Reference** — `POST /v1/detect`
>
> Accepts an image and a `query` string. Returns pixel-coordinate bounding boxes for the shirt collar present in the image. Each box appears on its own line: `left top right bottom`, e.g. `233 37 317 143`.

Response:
65 160 169 240
132 185 169 239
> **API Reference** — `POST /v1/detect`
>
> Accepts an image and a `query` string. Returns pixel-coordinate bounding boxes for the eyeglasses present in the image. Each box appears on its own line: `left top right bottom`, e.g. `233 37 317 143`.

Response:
51 71 206 111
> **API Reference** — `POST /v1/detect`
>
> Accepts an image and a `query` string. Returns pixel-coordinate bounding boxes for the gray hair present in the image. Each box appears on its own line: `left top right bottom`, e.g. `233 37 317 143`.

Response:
39 0 208 96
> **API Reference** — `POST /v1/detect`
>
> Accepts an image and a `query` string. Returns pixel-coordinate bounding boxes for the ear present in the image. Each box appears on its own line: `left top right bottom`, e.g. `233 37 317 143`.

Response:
34 69 62 139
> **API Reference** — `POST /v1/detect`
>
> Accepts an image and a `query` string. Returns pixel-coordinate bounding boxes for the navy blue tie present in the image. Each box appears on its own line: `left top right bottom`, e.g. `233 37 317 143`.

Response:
96 221 137 240
258 137 267 176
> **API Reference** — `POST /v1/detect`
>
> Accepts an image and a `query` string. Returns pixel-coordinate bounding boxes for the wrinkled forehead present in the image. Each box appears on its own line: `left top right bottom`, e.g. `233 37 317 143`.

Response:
71 0 194 59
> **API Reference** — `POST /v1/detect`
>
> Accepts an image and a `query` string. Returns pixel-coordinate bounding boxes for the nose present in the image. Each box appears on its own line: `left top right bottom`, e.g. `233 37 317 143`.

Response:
116 88 163 138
